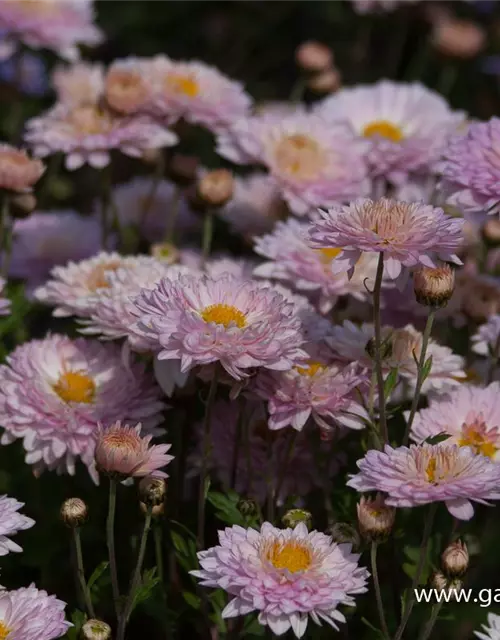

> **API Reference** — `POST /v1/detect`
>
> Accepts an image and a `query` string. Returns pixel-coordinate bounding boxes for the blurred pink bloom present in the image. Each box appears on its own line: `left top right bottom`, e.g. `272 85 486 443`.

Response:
0 144 44 192
52 61 104 107
0 495 34 555
472 315 500 356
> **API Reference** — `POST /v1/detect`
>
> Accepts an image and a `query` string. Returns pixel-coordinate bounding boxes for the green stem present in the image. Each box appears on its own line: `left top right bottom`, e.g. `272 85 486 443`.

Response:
486 333 500 384
273 430 298 514
402 310 435 446
373 253 388 444
418 601 443 640
154 524 164 584
437 64 458 98
289 76 306 103
0 195 12 279
230 398 245 490
371 542 390 640
73 526 95 618
201 211 214 266
107 478 120 618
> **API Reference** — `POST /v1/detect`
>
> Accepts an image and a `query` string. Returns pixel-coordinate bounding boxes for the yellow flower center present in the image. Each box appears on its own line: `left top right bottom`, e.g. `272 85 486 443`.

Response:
267 540 312 573
70 105 113 135
53 371 96 404
87 261 122 291
201 303 247 328
274 134 325 180
458 419 498 458
0 621 10 640
316 248 343 263
165 73 199 97
363 120 403 142
425 456 437 483
295 361 326 377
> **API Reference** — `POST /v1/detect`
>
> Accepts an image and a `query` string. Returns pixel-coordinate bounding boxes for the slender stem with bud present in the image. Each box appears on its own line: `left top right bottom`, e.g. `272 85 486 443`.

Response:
106 478 120 617
370 542 390 640
402 310 436 446
73 526 95 618
418 601 443 640
372 253 388 444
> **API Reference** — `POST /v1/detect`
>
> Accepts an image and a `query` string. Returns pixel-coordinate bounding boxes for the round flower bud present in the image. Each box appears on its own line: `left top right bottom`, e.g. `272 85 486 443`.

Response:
197 169 234 208
483 219 500 246
150 242 180 264
414 264 455 309
60 498 88 528
365 337 392 361
105 66 148 115
326 522 361 551
282 509 312 530
295 41 333 72
430 571 463 601
167 154 199 187
10 193 37 218
357 494 395 542
81 618 112 640
308 69 341 94
142 148 163 166
237 499 258 518
140 501 165 518
441 540 469 578
432 19 486 60
139 477 167 507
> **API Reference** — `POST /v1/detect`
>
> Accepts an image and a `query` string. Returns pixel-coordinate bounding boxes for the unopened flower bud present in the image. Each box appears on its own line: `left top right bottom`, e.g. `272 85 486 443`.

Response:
10 193 36 218
140 501 165 518
142 148 163 166
282 509 312 530
197 169 234 208
60 498 88 528
414 264 455 308
483 219 500 245
237 498 258 518
326 523 361 551
430 571 463 600
81 618 112 640
139 477 167 507
365 336 392 361
441 540 469 578
308 69 341 94
151 242 179 264
432 19 486 60
357 494 395 541
167 154 199 187
295 41 333 72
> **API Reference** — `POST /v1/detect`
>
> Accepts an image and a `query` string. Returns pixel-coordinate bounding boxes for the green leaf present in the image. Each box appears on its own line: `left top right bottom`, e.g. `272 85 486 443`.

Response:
182 591 201 610
65 609 87 639
87 561 109 591
425 432 451 445
361 617 386 638
171 530 189 558
207 491 245 526
131 568 161 613
383 368 399 398
421 355 433 382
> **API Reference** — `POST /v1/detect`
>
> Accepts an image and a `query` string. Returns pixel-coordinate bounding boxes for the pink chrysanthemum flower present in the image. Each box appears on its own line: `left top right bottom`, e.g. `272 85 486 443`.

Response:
410 384 500 460
316 81 464 184
0 143 44 192
348 443 500 520
255 361 368 432
217 111 369 216
309 197 464 280
0 278 10 316
476 613 500 640
132 273 307 379
0 584 71 640
472 315 500 356
52 61 104 107
24 101 177 170
0 335 165 482
95 421 172 479
104 57 155 116
439 118 500 218
0 0 102 62
0 495 34 555
10 211 102 293
191 521 369 638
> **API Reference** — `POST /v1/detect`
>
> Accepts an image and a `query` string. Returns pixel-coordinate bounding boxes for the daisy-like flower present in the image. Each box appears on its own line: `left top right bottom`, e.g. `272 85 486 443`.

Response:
191 521 369 638
439 118 500 218
316 81 464 184
52 61 104 107
10 211 102 293
95 421 172 479
0 278 10 316
410 384 500 460
348 443 500 520
0 143 44 192
472 315 500 356
132 273 306 379
24 101 177 170
0 584 71 640
0 0 102 62
217 111 369 216
255 361 368 432
309 197 464 280
476 613 500 640
0 335 165 482
0 495 34 555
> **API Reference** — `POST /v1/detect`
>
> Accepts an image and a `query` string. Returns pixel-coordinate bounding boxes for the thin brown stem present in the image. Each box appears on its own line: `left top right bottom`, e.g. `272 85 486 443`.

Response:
371 542 390 639
106 478 120 618
373 253 388 444
72 526 95 618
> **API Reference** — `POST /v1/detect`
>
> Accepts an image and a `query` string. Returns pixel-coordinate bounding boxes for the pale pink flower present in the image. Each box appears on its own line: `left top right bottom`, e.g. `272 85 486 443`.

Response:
472 315 500 356
0 495 34 555
0 143 44 192
476 613 500 640
52 61 104 107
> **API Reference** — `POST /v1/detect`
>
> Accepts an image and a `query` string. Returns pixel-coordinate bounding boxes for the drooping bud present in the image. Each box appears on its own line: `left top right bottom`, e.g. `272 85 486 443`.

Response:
60 498 88 528
326 523 361 551
10 193 37 218
441 540 469 578
413 264 455 309
139 477 167 507
308 69 341 94
282 509 312 530
357 494 395 542
167 153 199 187
237 498 258 518
295 41 333 72
430 571 463 601
81 618 112 640
196 169 234 209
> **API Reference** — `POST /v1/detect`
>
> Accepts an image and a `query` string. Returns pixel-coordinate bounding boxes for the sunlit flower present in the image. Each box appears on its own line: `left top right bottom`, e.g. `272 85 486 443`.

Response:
0 495 34 555
472 315 500 356
348 443 500 520
476 613 500 640
0 278 10 316
191 522 369 638
52 61 104 107
0 335 165 482
0 143 44 192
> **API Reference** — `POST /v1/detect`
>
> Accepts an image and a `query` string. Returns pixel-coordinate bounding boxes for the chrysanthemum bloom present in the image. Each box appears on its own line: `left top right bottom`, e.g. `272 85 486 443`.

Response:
24 100 178 170
476 613 500 640
348 443 500 520
149 55 252 132
104 57 154 115
0 335 165 482
309 198 464 280
10 211 102 293
410 384 500 460
0 495 34 555
0 584 71 640
34 252 152 318
255 361 368 432
132 273 307 379
0 144 44 192
217 111 370 216
328 321 466 397
316 80 464 184
191 521 369 637
439 118 500 218
472 315 500 357
0 277 10 316
357 494 395 541
95 421 172 479
52 61 104 107
0 0 102 62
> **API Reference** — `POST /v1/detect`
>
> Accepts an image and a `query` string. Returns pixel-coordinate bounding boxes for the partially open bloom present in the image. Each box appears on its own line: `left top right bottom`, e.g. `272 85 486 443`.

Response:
472 315 500 356
357 494 395 541
191 522 369 638
413 263 455 308
316 80 464 183
476 613 500 640
52 61 104 107
0 144 44 192
441 540 469 578
60 497 87 528
217 111 369 216
95 421 172 479
410 384 500 460
348 443 500 520
439 118 500 218
0 0 102 62
0 278 10 316
0 495 34 555
0 335 165 482
132 273 306 379
309 198 464 280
